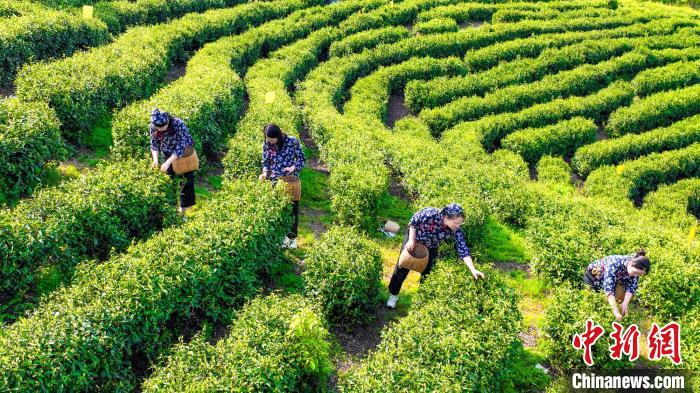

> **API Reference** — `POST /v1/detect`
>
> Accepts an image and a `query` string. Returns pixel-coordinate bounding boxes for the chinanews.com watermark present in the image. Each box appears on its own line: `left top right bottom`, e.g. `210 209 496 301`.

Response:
568 370 693 392
564 319 696 392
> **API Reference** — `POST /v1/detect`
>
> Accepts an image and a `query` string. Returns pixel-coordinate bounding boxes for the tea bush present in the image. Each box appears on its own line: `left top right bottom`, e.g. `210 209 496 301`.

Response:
573 113 700 177
339 264 522 392
0 99 66 205
303 226 383 327
502 116 597 164
0 180 289 391
16 0 313 138
142 294 332 392
0 160 176 306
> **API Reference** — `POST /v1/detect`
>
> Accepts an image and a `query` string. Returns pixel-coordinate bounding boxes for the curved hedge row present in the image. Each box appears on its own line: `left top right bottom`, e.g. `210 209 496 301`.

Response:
447 80 634 149
542 285 643 371
221 0 415 180
462 19 694 72
491 6 614 23
339 264 522 392
416 0 612 22
405 30 700 112
111 0 353 160
585 142 700 202
303 226 382 327
643 178 700 229
0 9 110 86
414 17 458 34
142 294 332 392
339 54 528 225
329 26 410 58
0 180 289 391
502 116 597 164
606 82 700 138
0 99 66 205
296 9 656 227
632 59 700 97
16 0 312 138
537 155 572 184
419 48 678 135
572 113 700 177
0 160 176 312
92 0 240 34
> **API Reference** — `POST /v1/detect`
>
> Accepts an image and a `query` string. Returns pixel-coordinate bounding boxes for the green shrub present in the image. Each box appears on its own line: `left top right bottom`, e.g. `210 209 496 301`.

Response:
0 180 289 391
0 99 67 205
417 0 613 22
586 143 700 202
606 83 700 137
414 17 459 34
142 294 332 392
419 49 665 135
0 160 176 307
537 155 572 184
502 117 597 164
16 0 313 139
643 177 700 229
93 0 238 34
492 6 613 23
542 285 642 371
463 19 695 72
0 7 110 86
339 264 522 392
449 80 634 149
303 226 382 327
632 59 700 96
405 31 700 112
634 247 700 320
330 26 410 57
573 113 700 177
680 307 700 372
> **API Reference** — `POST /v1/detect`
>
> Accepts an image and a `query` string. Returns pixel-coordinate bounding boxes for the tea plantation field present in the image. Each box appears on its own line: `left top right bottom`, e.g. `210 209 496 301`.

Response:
0 0 699 391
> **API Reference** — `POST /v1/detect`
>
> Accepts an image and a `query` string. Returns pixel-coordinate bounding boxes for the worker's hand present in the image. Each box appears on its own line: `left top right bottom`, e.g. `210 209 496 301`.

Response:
613 310 623 322
258 173 267 181
151 160 159 170
620 302 630 316
160 162 170 173
470 268 485 280
283 165 296 174
405 239 416 253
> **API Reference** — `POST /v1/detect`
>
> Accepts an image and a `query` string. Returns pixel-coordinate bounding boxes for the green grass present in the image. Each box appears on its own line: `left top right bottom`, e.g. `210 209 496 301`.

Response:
473 216 530 263
300 168 332 212
376 191 413 228
500 341 551 393
82 115 113 157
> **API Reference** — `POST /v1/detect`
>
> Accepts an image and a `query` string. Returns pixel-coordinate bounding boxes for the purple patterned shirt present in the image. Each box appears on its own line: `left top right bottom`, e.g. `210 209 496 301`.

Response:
262 136 305 180
409 207 471 258
149 117 194 158
586 255 639 296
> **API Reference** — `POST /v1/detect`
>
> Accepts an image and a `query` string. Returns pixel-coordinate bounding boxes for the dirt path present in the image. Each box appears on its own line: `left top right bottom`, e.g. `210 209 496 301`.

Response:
386 91 410 129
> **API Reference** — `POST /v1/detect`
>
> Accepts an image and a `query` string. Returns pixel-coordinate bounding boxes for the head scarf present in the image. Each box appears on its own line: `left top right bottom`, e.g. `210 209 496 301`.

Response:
440 203 464 218
151 108 170 128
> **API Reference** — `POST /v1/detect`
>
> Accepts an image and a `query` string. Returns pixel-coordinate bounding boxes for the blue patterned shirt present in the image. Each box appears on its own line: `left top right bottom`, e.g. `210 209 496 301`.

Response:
586 255 639 296
262 136 305 180
409 207 471 258
149 117 194 158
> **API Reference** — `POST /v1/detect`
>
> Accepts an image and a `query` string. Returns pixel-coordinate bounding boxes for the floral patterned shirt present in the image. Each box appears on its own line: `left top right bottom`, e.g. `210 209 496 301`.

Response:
149 117 194 158
586 254 639 296
409 207 471 258
262 136 305 180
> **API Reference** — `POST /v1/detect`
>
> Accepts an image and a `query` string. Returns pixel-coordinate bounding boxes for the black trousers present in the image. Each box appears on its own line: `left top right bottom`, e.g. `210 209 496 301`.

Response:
388 228 438 296
289 201 299 239
167 167 196 208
